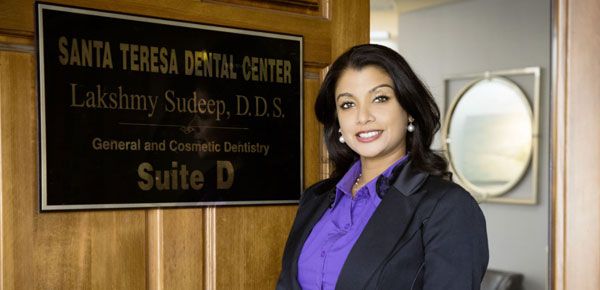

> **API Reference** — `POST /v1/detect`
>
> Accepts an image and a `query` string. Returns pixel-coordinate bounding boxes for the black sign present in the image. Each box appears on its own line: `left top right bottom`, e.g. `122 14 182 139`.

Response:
36 3 303 210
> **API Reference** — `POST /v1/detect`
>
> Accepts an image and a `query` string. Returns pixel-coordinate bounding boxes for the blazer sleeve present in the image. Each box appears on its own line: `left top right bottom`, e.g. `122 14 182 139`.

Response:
421 185 489 290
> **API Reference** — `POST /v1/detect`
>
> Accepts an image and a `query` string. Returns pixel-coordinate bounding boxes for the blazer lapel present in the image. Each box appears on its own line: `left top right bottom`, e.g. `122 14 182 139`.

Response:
286 187 335 290
335 161 429 290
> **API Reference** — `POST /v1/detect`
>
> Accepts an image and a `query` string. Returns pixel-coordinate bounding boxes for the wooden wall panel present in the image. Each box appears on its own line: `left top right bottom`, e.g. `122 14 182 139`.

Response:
330 0 370 58
88 212 147 289
0 51 37 289
161 209 204 289
0 51 148 290
0 1 33 36
552 0 600 289
214 205 297 289
33 213 92 289
207 0 324 17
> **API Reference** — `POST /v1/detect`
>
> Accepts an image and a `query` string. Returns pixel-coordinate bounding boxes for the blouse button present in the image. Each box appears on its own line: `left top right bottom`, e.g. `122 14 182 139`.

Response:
344 223 351 230
321 250 326 257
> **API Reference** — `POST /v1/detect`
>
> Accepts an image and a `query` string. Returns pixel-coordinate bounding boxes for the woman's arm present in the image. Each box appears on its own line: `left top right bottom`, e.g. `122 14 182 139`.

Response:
422 186 489 290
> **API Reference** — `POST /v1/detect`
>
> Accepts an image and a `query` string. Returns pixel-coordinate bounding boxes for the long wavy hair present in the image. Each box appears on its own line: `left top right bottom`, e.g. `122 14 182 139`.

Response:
315 44 448 179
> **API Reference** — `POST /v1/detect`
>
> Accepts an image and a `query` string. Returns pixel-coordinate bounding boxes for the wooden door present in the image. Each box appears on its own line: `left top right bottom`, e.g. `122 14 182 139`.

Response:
552 0 600 289
0 1 368 289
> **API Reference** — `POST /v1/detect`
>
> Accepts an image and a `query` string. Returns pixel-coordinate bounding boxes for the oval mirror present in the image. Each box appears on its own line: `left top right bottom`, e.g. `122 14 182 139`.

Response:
444 77 533 197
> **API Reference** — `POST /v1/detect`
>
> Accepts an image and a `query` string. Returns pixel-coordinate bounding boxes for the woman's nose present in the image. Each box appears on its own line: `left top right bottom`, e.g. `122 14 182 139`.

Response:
356 104 374 125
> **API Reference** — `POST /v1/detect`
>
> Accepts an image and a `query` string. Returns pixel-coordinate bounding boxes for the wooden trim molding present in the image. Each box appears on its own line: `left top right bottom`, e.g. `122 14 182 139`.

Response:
0 33 34 53
552 0 600 289
204 207 217 290
205 0 325 17
147 209 164 290
551 0 567 288
0 50 4 290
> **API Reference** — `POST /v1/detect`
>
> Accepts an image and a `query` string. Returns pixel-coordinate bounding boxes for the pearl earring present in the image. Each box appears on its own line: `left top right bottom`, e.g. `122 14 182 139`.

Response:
407 117 415 132
338 128 345 143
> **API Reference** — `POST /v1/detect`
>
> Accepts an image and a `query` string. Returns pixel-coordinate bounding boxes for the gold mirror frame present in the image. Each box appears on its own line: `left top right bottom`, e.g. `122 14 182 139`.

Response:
442 67 541 204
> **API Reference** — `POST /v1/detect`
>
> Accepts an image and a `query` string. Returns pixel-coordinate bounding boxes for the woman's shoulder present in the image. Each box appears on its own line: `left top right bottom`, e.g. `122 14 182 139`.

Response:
422 175 481 212
420 175 487 243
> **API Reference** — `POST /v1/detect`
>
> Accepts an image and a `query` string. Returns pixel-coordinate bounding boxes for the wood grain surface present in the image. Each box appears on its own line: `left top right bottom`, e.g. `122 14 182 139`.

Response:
552 0 600 289
0 0 369 289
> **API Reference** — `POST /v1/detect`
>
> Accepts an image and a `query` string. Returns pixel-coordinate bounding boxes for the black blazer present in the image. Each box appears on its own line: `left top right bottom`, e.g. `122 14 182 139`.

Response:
277 160 489 290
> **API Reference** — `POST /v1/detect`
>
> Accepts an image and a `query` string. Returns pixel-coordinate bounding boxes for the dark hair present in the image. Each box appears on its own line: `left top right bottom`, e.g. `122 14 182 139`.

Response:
315 44 448 178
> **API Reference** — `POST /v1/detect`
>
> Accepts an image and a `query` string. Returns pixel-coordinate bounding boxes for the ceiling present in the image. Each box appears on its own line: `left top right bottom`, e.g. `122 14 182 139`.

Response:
370 0 464 13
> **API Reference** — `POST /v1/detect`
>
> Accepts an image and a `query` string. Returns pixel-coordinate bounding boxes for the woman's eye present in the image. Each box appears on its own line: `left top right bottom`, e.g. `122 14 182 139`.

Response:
339 102 354 109
374 95 389 103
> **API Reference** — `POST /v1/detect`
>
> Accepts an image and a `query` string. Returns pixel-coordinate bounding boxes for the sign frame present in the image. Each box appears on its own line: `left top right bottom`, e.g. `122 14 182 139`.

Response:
36 2 304 211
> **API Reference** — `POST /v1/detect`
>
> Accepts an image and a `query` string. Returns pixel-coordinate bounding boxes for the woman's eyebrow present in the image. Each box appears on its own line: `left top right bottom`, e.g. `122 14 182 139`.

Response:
336 84 393 100
336 92 353 100
369 84 394 93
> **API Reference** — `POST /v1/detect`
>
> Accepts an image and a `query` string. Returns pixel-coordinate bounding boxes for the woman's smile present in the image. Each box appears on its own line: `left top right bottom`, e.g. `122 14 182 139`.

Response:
355 130 383 142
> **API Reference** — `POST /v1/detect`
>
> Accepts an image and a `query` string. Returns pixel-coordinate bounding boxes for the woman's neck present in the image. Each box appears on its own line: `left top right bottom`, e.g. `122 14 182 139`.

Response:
359 150 406 185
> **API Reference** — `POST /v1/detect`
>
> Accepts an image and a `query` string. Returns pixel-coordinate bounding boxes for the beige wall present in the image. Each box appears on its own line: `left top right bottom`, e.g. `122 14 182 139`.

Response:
393 1 551 289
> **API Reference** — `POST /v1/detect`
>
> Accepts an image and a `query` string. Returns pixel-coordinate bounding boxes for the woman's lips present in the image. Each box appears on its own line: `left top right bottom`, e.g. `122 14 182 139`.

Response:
355 130 382 143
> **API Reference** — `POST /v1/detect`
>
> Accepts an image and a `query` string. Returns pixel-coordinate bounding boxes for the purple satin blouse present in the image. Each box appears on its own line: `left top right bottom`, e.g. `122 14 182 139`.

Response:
297 155 409 290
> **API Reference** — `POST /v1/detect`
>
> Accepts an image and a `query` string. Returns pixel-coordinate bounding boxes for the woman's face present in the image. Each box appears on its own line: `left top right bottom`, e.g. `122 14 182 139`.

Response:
335 65 409 163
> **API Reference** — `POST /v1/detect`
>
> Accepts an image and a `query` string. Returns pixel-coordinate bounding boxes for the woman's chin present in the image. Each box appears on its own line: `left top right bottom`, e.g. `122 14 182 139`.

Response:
355 149 385 160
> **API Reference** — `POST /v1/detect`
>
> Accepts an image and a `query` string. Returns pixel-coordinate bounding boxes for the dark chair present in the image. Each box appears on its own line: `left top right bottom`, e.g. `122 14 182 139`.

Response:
481 269 524 290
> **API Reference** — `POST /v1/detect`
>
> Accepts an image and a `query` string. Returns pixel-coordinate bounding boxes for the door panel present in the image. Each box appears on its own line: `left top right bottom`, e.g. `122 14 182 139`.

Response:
215 205 297 289
0 1 368 289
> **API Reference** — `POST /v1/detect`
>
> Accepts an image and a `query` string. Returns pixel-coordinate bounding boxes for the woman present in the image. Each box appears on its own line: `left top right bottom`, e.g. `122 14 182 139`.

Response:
277 44 488 290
